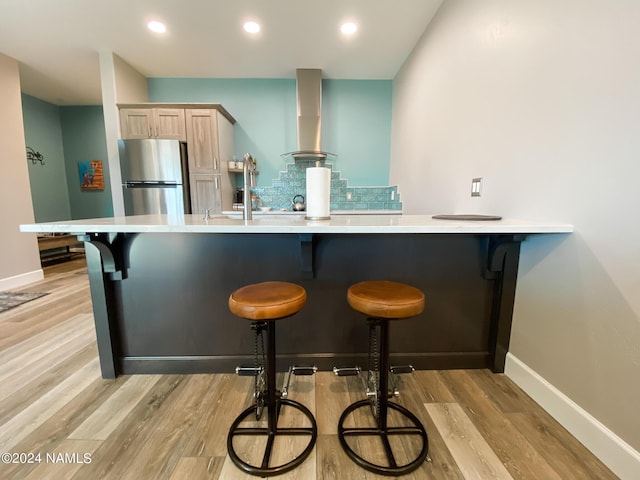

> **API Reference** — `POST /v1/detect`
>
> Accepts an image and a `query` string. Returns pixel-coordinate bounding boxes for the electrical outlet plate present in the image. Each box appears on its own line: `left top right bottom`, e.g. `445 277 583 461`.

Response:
471 178 482 197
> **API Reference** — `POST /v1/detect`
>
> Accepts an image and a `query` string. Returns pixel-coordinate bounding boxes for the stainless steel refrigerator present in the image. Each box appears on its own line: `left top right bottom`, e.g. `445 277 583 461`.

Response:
118 139 191 216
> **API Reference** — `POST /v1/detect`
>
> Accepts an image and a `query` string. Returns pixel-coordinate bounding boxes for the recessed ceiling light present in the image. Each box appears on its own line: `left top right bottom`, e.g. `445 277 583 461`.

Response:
243 21 261 34
147 21 167 33
341 22 358 35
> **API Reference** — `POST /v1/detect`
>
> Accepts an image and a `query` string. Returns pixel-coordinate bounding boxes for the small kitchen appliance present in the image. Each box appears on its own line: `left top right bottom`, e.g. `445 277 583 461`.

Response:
292 194 306 211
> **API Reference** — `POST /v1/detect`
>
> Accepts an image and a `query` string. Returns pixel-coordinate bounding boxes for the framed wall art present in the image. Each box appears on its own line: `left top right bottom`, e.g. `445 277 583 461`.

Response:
78 160 104 190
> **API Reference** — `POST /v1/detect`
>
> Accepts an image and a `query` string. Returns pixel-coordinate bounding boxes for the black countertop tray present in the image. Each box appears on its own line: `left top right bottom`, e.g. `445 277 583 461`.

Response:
432 214 502 221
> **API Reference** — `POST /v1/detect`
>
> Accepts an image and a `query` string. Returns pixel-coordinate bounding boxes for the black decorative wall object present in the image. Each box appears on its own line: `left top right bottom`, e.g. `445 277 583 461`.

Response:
26 146 45 165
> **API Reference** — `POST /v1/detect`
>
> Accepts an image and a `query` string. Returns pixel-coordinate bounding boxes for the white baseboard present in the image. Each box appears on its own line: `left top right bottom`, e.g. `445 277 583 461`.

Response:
0 269 44 291
505 352 640 480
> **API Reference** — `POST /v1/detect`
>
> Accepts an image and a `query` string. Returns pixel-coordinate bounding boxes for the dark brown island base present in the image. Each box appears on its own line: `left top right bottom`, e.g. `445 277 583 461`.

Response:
21 214 573 379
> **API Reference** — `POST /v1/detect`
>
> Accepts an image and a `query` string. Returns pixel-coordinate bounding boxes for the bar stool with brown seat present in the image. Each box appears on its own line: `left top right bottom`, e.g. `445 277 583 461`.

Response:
336 280 429 476
226 281 317 477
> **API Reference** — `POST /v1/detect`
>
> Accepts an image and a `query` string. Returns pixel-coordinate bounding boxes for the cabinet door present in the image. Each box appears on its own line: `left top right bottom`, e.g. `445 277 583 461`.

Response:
189 174 221 215
186 109 220 174
154 109 186 141
120 109 153 139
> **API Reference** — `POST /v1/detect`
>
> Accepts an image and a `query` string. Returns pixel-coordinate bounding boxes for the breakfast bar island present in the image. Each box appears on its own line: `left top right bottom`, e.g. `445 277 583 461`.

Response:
21 214 573 379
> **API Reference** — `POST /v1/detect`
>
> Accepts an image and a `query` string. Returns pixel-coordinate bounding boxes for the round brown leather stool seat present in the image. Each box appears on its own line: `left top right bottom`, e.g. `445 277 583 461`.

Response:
227 281 316 477
338 280 428 476
229 281 306 320
347 280 425 319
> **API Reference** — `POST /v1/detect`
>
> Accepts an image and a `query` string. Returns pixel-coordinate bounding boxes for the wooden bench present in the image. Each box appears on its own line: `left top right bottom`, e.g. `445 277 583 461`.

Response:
37 234 84 265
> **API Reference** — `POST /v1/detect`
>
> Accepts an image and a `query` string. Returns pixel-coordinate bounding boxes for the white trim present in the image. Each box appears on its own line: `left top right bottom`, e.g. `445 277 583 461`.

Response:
0 269 44 291
505 352 640 480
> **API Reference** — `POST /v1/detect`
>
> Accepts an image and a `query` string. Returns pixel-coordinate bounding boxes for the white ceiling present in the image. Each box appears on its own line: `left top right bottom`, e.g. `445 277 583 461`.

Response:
0 0 442 106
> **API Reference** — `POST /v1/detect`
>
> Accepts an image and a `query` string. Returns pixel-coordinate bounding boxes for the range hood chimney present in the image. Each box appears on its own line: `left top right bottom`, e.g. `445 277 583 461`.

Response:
284 68 335 160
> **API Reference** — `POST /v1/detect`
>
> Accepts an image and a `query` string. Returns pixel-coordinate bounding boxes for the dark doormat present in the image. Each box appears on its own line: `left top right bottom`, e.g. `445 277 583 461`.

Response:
0 291 49 313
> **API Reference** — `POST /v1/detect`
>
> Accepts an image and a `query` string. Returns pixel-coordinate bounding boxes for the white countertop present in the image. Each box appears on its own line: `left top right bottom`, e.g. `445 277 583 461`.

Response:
20 214 574 235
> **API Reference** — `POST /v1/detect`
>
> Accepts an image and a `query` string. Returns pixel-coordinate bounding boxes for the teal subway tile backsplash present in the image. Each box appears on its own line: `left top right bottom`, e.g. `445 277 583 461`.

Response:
248 161 402 212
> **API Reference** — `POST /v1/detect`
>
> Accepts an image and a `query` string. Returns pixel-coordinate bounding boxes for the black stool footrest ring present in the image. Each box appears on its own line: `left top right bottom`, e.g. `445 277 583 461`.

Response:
337 399 429 476
227 398 318 477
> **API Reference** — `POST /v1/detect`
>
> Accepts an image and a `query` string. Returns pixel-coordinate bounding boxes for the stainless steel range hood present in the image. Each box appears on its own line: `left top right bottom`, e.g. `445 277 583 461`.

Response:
283 69 335 160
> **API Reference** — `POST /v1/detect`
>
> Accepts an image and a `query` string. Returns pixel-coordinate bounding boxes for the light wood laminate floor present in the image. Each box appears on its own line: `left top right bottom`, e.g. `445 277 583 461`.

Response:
0 258 618 479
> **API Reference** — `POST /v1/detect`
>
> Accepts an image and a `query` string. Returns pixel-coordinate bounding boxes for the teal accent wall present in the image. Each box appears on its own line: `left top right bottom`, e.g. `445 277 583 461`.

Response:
21 95 112 221
21 94 71 222
147 78 392 187
322 80 392 185
60 106 113 219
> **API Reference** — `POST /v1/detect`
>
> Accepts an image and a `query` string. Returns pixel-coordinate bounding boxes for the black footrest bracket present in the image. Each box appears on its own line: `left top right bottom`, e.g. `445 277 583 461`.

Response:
235 365 262 376
282 365 317 398
332 366 362 377
390 365 415 375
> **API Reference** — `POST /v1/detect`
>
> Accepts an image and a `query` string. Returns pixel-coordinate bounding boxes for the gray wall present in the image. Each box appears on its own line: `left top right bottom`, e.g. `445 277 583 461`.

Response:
391 0 639 459
0 53 42 289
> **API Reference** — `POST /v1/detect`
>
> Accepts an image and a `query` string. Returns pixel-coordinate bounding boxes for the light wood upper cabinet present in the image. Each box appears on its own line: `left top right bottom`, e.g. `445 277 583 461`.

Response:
185 109 220 173
119 108 153 139
120 108 186 141
154 109 186 140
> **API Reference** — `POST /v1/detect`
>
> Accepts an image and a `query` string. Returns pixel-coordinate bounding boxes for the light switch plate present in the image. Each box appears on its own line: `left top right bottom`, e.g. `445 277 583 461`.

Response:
471 178 482 197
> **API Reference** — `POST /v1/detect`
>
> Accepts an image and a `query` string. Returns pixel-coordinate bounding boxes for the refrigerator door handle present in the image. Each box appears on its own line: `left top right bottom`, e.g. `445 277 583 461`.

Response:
124 181 178 188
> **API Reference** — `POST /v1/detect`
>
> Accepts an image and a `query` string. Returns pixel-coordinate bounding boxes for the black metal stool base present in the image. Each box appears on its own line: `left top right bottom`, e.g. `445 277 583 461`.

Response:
337 399 429 476
227 397 317 477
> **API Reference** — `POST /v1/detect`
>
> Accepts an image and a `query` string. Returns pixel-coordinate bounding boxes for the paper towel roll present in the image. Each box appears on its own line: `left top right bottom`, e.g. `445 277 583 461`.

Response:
306 167 331 220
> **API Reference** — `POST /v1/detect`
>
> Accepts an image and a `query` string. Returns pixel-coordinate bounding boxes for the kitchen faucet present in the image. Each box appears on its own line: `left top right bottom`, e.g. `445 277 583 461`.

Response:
242 153 256 220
